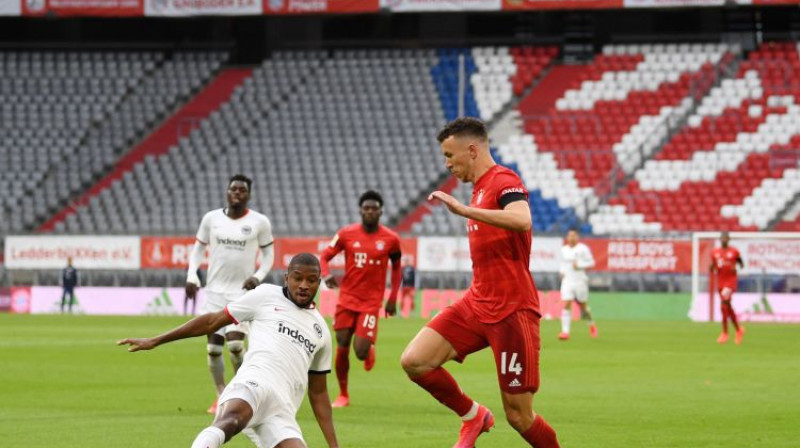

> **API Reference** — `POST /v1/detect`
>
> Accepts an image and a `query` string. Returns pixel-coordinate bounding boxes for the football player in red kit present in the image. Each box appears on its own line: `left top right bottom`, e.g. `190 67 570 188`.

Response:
321 190 402 408
710 231 745 344
401 118 559 448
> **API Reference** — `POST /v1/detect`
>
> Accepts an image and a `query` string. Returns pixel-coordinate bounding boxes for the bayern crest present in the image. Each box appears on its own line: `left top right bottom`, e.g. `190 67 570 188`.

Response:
376 240 386 251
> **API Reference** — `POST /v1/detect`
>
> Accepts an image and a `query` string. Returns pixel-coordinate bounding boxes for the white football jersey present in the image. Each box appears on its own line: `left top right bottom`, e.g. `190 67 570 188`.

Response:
196 208 273 293
560 243 595 284
225 284 332 411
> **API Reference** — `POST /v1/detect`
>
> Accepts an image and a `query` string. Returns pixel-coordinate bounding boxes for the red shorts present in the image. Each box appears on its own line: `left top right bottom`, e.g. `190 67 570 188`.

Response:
333 306 380 344
427 297 540 394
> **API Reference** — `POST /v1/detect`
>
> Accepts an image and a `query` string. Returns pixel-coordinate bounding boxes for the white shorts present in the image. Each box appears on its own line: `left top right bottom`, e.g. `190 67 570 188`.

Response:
218 368 304 448
560 282 589 303
204 291 250 337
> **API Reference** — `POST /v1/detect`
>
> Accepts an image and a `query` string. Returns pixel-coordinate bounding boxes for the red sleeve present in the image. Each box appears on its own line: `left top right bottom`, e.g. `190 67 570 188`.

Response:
320 231 345 278
223 306 239 325
494 172 528 206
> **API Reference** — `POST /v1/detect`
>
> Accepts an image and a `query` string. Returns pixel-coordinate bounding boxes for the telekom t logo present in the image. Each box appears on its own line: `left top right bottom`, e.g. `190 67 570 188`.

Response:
354 252 368 268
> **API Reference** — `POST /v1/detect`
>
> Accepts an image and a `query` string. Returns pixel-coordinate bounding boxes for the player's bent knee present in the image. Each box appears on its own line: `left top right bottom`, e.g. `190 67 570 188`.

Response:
504 407 534 433
228 340 245 354
207 343 224 357
400 348 429 376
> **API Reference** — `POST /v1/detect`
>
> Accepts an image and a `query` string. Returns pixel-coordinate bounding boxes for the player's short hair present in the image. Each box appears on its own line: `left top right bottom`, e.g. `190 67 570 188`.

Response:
228 174 252 192
359 190 384 207
436 117 489 143
567 228 579 234
288 253 321 272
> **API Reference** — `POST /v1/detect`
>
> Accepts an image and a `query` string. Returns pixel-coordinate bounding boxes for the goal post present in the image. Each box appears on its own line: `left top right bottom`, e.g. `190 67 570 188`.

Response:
691 232 800 323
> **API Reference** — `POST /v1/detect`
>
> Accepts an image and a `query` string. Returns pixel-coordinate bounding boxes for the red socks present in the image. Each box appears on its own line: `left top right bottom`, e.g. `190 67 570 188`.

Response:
720 304 729 333
521 415 560 448
410 367 474 417
727 303 740 331
720 303 740 333
335 347 350 397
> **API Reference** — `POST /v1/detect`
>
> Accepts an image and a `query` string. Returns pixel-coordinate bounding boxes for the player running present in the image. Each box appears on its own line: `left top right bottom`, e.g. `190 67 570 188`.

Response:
320 190 402 408
186 174 275 414
558 229 597 340
710 231 745 344
119 253 339 448
401 118 560 448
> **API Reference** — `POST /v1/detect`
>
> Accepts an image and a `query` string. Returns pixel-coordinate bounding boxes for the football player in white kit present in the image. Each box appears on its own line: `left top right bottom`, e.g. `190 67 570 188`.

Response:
186 174 275 413
119 253 339 448
558 229 597 340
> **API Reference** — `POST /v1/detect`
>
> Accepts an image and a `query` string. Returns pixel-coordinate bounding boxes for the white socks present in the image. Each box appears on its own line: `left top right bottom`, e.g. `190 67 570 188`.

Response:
461 401 479 421
191 426 225 448
561 309 571 334
228 340 245 372
208 353 226 395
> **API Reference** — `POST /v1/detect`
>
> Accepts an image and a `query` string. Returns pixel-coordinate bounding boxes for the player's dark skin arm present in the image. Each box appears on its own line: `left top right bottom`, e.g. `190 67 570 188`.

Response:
385 252 402 317
737 256 744 269
117 311 233 351
308 373 339 448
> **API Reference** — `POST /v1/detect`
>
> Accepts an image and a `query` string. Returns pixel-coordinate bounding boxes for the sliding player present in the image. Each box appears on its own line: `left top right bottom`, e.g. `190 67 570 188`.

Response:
120 253 339 448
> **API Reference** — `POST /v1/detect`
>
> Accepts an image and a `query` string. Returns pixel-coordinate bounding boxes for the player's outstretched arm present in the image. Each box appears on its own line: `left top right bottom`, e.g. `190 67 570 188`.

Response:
429 191 531 232
308 373 339 448
117 311 234 352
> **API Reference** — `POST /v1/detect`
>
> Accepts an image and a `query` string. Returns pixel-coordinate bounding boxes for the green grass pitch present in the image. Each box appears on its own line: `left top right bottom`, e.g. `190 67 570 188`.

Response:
1 313 799 447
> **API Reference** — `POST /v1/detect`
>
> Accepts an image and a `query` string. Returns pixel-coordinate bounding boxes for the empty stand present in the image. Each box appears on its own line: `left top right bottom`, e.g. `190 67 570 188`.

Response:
593 42 800 233
0 50 227 235
62 49 446 236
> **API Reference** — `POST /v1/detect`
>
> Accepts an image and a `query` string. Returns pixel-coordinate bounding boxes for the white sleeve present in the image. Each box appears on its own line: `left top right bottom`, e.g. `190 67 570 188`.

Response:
258 216 274 248
252 217 275 282
224 287 265 324
195 213 212 244
309 321 333 374
559 247 568 275
577 245 595 270
186 241 205 286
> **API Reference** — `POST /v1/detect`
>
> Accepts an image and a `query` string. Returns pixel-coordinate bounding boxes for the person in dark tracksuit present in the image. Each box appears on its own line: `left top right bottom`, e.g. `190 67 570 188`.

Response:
61 257 79 314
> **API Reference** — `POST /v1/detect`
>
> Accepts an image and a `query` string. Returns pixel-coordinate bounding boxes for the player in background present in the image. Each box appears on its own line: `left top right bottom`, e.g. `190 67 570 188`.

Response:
400 260 418 317
401 118 560 448
710 231 745 344
60 257 79 314
119 253 339 448
558 229 597 340
186 174 275 414
320 190 402 408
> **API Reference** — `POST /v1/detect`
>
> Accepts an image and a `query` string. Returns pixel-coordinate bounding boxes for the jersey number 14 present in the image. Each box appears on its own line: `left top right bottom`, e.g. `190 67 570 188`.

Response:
500 352 523 375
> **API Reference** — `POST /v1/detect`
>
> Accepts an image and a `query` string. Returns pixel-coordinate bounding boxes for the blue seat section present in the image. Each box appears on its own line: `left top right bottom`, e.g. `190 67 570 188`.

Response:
491 148 593 234
431 49 480 121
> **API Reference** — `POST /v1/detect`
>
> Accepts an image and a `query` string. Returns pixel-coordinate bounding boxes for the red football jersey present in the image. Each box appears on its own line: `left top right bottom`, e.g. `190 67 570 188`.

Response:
465 165 540 324
321 224 402 313
712 246 741 285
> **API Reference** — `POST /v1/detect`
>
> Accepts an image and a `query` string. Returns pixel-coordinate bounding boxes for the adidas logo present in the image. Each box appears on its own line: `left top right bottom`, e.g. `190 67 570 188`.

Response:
145 289 178 316
508 378 522 387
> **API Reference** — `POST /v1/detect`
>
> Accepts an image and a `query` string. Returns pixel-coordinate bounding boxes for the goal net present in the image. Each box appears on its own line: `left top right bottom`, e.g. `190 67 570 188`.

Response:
691 232 800 323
